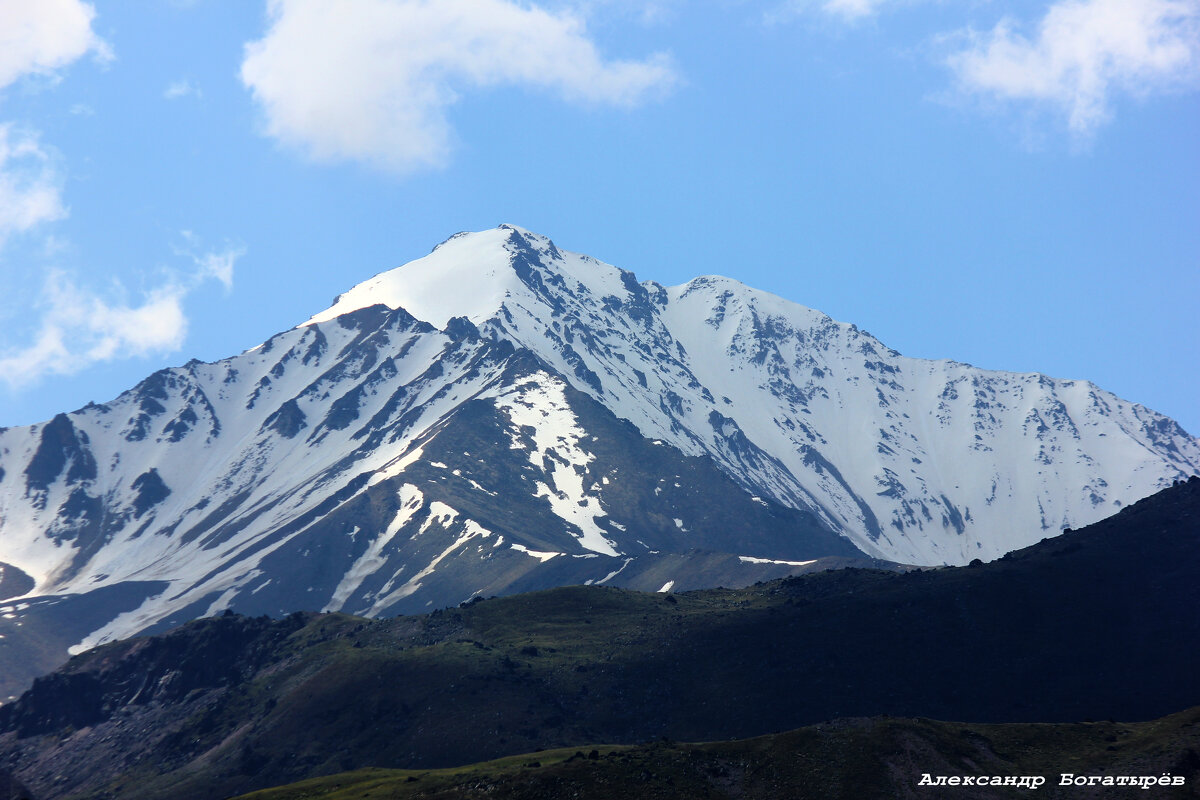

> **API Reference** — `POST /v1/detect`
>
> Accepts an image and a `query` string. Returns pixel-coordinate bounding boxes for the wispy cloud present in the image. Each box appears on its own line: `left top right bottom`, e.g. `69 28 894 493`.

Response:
0 0 112 91
240 0 679 174
163 79 201 100
177 231 242 290
0 124 66 245
0 242 244 387
819 0 893 20
769 0 904 23
946 0 1200 136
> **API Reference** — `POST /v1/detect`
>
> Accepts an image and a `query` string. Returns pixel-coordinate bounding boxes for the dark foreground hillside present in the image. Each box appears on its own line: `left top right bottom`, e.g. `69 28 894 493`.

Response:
0 478 1197 800
236 707 1200 800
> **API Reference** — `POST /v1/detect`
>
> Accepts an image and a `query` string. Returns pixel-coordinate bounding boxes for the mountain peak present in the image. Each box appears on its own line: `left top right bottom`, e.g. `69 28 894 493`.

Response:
302 224 628 333
304 226 526 329
280 226 1200 572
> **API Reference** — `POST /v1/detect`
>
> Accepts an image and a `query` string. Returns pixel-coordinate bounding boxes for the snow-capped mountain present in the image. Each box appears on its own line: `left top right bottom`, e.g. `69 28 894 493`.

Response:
1 225 1196 675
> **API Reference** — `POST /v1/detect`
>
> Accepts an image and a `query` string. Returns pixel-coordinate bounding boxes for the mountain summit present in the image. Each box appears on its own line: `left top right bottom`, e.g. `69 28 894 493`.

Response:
312 225 1197 560
1 226 1197 686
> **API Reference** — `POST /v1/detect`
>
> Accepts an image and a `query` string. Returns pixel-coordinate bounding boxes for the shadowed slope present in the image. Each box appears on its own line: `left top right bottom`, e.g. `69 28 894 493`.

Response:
236 707 1200 800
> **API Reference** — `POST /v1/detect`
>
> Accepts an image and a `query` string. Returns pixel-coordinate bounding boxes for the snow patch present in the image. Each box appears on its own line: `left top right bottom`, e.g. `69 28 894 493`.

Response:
592 558 633 585
418 501 460 535
369 446 425 486
325 485 423 612
370 516 493 613
492 374 620 556
510 543 561 562
738 556 818 567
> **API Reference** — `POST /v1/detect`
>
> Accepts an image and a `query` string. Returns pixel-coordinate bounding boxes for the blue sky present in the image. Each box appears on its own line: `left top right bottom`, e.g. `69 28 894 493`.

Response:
0 0 1197 434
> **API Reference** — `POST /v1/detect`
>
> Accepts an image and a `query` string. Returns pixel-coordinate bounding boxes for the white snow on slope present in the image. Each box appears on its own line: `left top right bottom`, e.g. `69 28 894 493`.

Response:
305 227 524 328
738 556 818 567
510 543 562 562
325 484 424 612
492 373 619 556
368 515 495 614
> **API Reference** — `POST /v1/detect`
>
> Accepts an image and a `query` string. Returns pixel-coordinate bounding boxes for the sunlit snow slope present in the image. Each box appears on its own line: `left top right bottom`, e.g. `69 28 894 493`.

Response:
0 225 1196 670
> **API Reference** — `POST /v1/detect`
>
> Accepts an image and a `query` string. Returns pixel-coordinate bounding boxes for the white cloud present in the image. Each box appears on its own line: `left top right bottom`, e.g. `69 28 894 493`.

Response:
0 1 107 248
0 274 188 386
240 0 679 173
0 124 65 245
0 245 243 386
947 0 1200 135
0 0 111 91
